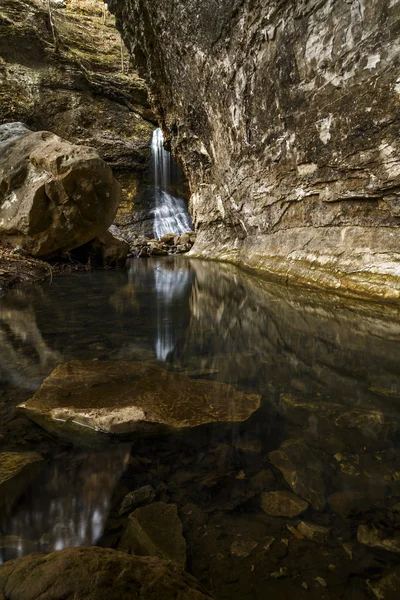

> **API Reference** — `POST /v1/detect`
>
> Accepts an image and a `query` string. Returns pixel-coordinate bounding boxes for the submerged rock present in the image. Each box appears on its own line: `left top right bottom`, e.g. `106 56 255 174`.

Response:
0 130 121 257
280 394 398 441
119 485 156 516
0 452 44 516
297 521 330 542
0 546 214 599
119 502 186 568
18 360 261 436
260 490 308 518
268 439 326 511
367 567 400 600
328 490 384 519
230 538 258 558
357 524 400 554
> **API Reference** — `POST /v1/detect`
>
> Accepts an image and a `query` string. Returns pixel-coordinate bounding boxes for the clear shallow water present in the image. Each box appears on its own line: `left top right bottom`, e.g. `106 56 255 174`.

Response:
0 257 400 598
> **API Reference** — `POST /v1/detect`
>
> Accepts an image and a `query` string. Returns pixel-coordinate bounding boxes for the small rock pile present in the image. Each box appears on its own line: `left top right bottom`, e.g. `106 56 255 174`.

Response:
129 232 197 258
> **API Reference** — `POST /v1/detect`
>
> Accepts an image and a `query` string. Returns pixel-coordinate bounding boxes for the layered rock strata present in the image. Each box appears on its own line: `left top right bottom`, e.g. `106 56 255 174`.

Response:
109 0 400 300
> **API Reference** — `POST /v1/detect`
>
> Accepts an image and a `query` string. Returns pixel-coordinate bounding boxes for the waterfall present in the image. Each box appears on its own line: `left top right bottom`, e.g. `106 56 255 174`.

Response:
151 128 193 239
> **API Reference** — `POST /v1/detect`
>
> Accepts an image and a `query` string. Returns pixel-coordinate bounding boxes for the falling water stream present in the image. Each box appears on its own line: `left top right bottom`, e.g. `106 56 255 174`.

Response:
151 128 193 239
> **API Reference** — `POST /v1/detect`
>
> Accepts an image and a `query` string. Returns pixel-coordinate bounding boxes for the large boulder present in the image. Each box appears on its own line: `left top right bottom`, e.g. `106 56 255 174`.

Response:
18 360 261 436
0 127 121 257
0 546 214 600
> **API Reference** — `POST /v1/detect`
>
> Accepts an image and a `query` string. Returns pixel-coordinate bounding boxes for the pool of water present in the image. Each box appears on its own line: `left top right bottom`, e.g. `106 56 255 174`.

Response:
0 257 400 598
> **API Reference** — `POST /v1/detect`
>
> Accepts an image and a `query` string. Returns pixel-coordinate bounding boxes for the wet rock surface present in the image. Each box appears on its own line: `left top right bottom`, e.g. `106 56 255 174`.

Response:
260 491 308 518
119 485 156 516
109 0 400 300
268 439 326 511
0 129 121 257
119 501 186 568
0 546 214 599
18 360 261 435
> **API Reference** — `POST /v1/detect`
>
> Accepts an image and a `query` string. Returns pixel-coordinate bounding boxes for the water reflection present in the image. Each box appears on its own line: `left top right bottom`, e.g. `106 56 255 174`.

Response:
1 258 400 596
0 445 130 563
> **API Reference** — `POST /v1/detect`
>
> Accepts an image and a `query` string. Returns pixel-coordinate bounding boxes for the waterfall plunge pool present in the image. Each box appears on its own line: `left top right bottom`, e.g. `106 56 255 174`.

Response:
0 257 400 599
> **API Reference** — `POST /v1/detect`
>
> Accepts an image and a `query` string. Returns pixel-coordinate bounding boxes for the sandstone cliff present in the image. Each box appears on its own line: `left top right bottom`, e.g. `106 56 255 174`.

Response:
109 0 400 301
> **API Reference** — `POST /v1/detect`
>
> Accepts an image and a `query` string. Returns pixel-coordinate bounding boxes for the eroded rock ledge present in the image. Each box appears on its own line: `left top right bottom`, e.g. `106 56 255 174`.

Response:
109 0 400 301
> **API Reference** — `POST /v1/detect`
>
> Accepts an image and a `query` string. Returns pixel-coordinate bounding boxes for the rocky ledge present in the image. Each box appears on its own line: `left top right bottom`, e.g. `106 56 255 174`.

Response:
109 0 400 301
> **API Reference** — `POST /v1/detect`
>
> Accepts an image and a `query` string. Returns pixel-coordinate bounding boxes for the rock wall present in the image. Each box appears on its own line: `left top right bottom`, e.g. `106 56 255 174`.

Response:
109 0 400 301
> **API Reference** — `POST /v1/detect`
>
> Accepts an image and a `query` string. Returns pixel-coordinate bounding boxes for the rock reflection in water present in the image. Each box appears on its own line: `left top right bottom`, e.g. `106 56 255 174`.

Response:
0 445 130 563
1 259 400 597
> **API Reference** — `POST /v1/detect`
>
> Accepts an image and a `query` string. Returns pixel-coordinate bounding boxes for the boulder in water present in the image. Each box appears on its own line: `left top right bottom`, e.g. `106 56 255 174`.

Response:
0 127 121 257
18 360 261 436
0 546 214 600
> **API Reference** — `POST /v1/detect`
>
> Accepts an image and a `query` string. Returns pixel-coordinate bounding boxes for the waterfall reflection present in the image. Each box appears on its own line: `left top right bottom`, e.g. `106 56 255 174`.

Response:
0 445 130 563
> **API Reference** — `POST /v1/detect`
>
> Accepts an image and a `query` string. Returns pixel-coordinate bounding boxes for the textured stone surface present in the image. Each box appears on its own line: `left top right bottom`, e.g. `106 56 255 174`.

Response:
0 130 121 256
297 521 330 542
0 451 44 515
268 439 326 510
279 394 398 441
18 360 261 435
0 546 214 599
109 0 400 300
367 567 400 600
119 485 156 516
358 524 400 554
260 490 308 518
119 502 186 568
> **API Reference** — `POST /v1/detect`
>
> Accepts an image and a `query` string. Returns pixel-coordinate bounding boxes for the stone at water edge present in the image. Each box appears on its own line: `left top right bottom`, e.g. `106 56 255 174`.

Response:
260 490 309 518
18 360 261 436
119 502 187 568
0 129 121 257
0 546 215 600
0 452 44 516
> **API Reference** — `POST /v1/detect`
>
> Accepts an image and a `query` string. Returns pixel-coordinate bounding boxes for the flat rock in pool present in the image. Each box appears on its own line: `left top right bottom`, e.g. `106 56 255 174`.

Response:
18 361 261 435
0 546 214 600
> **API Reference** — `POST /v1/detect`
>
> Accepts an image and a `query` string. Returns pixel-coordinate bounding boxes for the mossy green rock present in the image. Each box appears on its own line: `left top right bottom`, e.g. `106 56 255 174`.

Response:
18 360 261 436
0 451 44 515
0 546 214 599
119 502 186 568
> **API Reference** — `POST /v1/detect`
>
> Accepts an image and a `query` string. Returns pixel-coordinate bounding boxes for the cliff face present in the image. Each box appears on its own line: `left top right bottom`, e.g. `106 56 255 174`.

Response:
0 0 156 169
109 0 400 300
